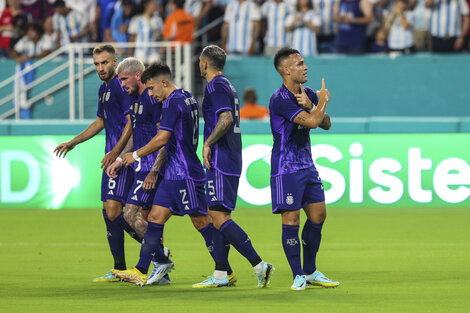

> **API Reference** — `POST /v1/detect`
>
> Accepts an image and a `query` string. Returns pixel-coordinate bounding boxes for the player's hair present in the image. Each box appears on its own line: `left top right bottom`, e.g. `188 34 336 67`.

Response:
141 62 172 84
274 47 300 73
93 44 116 56
116 57 145 75
200 45 226 71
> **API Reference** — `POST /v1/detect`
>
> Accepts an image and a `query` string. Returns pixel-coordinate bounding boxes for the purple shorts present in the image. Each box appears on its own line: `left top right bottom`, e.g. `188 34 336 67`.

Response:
101 167 134 204
153 178 207 216
205 168 239 211
271 166 325 213
126 171 161 210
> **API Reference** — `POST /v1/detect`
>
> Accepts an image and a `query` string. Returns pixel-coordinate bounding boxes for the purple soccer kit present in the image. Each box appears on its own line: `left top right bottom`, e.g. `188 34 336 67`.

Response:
202 75 242 210
97 75 134 204
126 89 162 210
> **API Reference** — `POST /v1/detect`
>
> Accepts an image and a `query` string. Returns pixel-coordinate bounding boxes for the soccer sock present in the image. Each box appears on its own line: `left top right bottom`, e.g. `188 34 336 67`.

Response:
199 223 229 271
282 224 303 278
220 219 262 267
116 212 143 243
102 209 126 270
136 222 166 274
301 220 323 275
224 237 233 275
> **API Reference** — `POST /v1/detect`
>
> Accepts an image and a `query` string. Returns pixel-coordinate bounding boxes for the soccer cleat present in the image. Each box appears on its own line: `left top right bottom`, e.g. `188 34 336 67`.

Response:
112 268 147 287
256 262 274 288
157 274 171 285
92 270 120 282
227 272 238 287
291 275 307 291
192 276 230 288
146 261 175 285
305 270 340 288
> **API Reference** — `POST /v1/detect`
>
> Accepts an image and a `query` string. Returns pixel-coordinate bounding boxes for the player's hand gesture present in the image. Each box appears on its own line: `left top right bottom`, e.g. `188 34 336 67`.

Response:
203 143 212 169
106 160 122 178
122 152 136 167
295 85 314 111
143 171 157 190
54 141 76 158
101 150 118 169
316 78 331 106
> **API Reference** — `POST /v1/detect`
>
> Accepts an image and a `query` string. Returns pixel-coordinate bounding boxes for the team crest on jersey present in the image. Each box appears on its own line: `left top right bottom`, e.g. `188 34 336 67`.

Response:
105 91 110 101
286 193 294 205
138 105 143 115
134 103 138 114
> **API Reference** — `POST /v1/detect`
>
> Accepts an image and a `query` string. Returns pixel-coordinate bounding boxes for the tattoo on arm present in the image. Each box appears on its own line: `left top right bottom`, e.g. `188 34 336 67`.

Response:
152 147 166 173
205 111 233 146
296 113 307 122
119 135 134 158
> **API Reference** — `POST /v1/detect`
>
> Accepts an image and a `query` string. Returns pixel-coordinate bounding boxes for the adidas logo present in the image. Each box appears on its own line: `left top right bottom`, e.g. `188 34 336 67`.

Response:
131 195 138 201
184 205 190 211
107 231 112 238
211 196 218 201
108 190 114 195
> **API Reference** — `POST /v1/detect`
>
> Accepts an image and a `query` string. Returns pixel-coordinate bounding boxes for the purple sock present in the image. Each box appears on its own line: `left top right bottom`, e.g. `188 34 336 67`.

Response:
116 212 143 243
282 224 302 278
102 209 126 270
199 223 229 270
136 222 165 274
220 220 262 267
302 220 323 275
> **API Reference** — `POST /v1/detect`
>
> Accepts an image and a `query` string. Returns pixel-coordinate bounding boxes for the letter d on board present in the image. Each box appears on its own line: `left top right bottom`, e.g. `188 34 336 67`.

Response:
1 150 40 203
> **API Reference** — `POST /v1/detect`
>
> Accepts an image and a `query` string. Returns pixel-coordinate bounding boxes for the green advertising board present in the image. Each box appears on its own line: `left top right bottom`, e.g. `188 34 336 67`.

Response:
0 134 469 209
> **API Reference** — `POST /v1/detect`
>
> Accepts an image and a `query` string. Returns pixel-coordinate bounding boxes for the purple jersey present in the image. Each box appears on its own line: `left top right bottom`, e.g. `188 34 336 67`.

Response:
97 75 131 154
130 89 162 173
159 89 205 181
269 84 319 176
202 75 242 176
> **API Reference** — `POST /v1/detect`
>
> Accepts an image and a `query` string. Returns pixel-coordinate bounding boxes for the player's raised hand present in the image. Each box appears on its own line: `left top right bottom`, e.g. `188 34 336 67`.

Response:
106 160 122 178
295 84 314 111
143 171 157 190
101 150 118 169
122 152 136 167
203 143 212 169
316 78 331 105
54 141 76 158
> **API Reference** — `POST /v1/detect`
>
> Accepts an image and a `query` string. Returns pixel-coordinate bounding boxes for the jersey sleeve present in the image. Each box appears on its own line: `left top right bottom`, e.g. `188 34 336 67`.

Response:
312 12 321 27
250 3 261 21
119 87 131 115
271 97 303 122
223 3 233 23
96 87 104 118
13 37 25 54
208 83 232 115
305 87 319 106
128 16 138 35
159 101 180 133
151 99 162 124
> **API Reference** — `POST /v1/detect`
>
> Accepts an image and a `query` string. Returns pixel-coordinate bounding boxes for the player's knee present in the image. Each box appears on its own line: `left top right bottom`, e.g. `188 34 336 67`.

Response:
190 215 209 230
104 206 122 221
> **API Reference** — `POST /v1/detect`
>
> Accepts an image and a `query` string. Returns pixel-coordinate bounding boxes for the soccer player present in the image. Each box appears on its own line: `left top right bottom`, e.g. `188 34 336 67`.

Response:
112 63 229 286
54 44 140 282
192 45 273 288
269 47 340 291
105 57 171 285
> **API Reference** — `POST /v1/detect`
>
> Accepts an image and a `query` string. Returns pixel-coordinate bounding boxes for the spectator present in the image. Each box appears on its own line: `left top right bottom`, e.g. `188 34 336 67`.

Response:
370 25 388 52
366 0 390 49
240 87 269 120
333 0 373 53
102 1 120 42
285 0 321 56
10 22 52 119
385 0 414 53
185 0 213 28
128 0 163 64
94 0 117 41
20 0 48 21
221 0 261 55
65 0 96 34
162 0 195 44
52 0 90 47
312 0 337 53
110 0 134 56
426 0 469 52
1 0 28 55
261 0 294 56
412 0 431 51
42 15 57 51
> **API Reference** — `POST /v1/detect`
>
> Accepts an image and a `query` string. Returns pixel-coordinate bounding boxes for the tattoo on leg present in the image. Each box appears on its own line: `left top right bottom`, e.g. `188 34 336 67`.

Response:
124 204 148 238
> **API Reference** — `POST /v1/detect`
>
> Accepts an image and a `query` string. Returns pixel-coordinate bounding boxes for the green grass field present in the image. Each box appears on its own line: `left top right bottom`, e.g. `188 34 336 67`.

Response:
1 207 469 313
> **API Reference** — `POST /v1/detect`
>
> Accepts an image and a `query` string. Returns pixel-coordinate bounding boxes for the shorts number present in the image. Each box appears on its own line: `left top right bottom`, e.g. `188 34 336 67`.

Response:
233 98 241 134
108 178 116 190
207 180 215 196
179 189 189 205
134 180 143 194
135 158 141 172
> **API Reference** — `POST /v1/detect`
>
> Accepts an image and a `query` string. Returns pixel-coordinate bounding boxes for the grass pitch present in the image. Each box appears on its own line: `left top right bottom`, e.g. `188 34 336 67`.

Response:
1 207 469 313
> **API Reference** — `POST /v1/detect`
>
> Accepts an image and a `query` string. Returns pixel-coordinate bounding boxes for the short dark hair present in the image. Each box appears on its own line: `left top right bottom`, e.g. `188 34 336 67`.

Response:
27 22 44 37
201 45 226 71
173 0 185 9
142 62 172 84
274 47 300 72
243 88 257 103
53 0 66 7
93 44 116 56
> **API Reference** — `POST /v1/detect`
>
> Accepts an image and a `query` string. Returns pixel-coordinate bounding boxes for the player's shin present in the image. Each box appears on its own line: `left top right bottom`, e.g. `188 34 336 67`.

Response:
282 224 303 278
102 209 126 270
117 211 143 243
301 220 323 275
220 220 262 267
136 222 166 274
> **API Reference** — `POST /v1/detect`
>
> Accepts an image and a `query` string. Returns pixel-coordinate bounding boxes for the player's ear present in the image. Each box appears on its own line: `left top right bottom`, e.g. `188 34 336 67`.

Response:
135 71 141 81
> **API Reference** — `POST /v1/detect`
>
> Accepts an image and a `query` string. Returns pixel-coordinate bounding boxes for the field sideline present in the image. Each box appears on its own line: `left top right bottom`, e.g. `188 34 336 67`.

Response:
1 207 469 313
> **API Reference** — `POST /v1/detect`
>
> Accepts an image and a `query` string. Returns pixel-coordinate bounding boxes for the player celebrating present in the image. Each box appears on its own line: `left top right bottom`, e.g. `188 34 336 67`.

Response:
192 45 273 288
112 63 229 286
54 44 141 282
269 47 340 291
106 57 170 285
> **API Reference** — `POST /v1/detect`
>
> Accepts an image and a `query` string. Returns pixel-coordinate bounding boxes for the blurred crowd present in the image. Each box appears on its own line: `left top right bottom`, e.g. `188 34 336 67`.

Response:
1 0 469 65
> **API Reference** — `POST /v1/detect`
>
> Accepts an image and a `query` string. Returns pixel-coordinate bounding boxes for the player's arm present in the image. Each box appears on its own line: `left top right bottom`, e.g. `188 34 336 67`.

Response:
143 146 166 190
319 113 331 130
54 117 104 157
122 129 172 167
106 134 134 178
292 79 331 129
354 0 373 24
101 114 132 169
203 110 233 169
